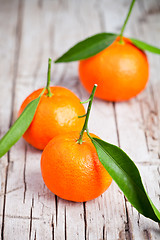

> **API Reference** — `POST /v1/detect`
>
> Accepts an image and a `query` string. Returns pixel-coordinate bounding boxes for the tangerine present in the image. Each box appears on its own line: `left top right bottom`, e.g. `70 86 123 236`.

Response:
41 131 112 202
18 87 85 150
79 37 149 101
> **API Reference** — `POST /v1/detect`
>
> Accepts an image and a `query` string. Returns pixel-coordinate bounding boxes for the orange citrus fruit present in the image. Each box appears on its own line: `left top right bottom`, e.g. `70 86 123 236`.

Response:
18 87 85 150
41 131 112 202
79 37 149 101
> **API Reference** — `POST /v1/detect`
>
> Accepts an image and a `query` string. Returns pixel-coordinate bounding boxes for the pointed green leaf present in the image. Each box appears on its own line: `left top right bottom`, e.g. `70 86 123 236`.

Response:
130 38 160 54
91 137 160 222
0 94 42 158
55 33 117 63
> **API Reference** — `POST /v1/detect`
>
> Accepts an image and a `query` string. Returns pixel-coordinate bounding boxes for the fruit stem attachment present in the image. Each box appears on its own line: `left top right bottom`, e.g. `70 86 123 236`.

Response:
77 84 97 144
46 58 53 97
119 0 136 44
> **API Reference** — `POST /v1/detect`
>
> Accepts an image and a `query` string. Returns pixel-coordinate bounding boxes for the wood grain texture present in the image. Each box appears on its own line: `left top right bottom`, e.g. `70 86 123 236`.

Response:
0 0 160 239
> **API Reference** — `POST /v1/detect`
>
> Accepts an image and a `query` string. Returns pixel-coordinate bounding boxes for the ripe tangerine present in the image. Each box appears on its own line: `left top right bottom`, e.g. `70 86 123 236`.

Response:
79 37 149 101
18 87 85 150
41 131 112 202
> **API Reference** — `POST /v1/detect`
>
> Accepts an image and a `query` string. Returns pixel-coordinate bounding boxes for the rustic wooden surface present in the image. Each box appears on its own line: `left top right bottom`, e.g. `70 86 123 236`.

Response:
0 0 160 239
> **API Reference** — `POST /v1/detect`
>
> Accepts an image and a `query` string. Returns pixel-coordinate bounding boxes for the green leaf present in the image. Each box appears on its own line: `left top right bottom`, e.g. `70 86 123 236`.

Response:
55 33 117 63
130 38 160 54
0 93 43 158
91 137 160 223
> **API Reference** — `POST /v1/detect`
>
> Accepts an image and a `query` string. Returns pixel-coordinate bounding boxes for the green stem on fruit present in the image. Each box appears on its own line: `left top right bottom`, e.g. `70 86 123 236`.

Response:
46 58 53 97
77 84 97 144
119 0 136 44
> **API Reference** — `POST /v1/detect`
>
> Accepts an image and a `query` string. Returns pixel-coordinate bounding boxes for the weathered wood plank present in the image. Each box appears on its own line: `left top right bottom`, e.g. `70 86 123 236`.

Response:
0 0 22 239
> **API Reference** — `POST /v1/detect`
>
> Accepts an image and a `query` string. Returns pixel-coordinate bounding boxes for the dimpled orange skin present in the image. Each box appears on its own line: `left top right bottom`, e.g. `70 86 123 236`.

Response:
79 37 149 101
41 132 112 202
18 87 85 150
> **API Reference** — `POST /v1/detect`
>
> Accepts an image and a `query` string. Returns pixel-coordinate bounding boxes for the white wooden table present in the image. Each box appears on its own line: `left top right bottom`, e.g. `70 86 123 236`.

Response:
0 0 160 239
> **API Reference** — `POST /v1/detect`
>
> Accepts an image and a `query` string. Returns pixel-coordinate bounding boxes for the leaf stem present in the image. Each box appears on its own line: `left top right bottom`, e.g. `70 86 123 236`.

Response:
46 58 53 97
78 113 87 118
77 84 97 144
80 98 91 104
119 0 136 44
39 88 46 97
